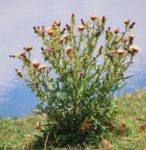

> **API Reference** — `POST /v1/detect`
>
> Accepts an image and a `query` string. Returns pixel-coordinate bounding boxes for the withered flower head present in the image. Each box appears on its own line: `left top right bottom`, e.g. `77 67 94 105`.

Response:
66 47 73 54
35 121 41 130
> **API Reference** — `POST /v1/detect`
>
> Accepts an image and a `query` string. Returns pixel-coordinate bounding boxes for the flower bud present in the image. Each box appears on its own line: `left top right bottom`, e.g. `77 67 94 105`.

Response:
32 59 40 68
66 24 71 31
81 19 85 25
101 16 107 24
24 45 34 52
71 13 75 24
33 26 37 33
9 54 16 58
108 27 111 31
129 22 135 29
98 46 103 55
78 25 86 31
60 28 66 34
36 26 41 33
15 69 23 78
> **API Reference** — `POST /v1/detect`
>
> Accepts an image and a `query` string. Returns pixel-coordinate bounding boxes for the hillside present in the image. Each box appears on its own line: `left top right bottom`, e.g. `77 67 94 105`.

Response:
0 89 146 149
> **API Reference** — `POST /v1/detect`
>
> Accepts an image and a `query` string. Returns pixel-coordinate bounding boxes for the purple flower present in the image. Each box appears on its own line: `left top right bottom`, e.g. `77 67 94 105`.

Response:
47 70 50 74
79 71 85 77
109 54 113 61
48 48 53 53
108 27 111 30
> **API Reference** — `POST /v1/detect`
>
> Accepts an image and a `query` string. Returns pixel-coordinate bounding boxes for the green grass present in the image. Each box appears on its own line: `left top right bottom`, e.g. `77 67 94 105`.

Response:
1 89 146 149
0 114 46 149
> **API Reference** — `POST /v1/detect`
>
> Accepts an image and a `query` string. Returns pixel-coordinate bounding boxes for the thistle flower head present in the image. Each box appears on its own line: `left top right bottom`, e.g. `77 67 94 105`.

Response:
48 48 53 53
90 15 97 21
46 27 54 36
124 19 130 25
66 47 73 54
117 49 126 55
128 34 135 41
63 35 70 40
114 28 120 34
129 45 140 53
32 59 40 68
78 25 86 31
79 71 85 77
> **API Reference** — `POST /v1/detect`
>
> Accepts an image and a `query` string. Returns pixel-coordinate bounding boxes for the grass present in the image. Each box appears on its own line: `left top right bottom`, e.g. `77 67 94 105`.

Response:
1 89 146 149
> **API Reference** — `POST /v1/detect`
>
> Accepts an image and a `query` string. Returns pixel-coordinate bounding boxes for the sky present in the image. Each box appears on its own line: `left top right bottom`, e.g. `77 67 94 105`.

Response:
0 0 146 117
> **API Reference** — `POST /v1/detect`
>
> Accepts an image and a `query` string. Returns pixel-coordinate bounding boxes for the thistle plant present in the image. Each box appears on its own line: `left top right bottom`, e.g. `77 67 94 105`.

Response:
11 14 139 146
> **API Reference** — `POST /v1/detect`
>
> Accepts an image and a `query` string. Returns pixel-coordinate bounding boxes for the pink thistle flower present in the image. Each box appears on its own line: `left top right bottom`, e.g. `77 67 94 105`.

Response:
48 48 53 53
79 71 85 77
